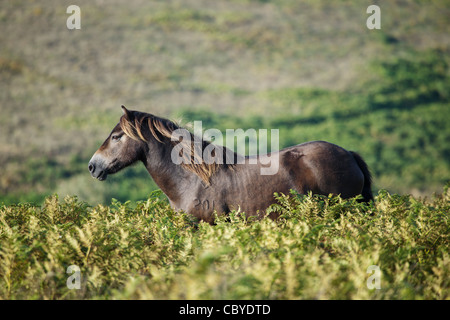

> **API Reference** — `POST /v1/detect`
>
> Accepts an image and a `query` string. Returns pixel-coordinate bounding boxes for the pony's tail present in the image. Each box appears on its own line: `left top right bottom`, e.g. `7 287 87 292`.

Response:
350 151 374 203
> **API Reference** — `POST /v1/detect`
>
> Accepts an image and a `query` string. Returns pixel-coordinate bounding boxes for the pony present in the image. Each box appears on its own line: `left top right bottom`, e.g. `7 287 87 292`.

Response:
89 106 373 223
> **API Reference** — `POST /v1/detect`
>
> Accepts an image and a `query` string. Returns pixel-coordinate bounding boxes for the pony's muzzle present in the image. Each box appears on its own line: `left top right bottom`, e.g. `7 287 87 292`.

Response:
88 161 107 181
88 163 95 174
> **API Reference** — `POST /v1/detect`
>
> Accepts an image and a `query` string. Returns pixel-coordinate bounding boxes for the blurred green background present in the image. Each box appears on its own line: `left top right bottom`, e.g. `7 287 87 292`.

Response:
0 0 449 205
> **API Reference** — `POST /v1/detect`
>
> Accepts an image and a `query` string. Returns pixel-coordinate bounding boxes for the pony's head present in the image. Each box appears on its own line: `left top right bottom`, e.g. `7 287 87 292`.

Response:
89 105 233 184
88 106 146 181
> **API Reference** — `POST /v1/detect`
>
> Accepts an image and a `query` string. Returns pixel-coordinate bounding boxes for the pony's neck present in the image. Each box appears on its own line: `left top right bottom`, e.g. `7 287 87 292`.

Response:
142 138 197 204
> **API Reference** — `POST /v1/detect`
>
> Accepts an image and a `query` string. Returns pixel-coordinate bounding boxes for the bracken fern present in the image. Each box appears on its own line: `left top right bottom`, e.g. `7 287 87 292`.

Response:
0 185 449 299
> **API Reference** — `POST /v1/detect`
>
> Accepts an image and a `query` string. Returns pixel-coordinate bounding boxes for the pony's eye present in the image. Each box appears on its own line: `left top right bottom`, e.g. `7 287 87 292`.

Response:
111 134 122 141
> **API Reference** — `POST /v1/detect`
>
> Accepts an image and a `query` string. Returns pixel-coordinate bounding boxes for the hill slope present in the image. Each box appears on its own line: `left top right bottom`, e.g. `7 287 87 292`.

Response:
0 0 449 204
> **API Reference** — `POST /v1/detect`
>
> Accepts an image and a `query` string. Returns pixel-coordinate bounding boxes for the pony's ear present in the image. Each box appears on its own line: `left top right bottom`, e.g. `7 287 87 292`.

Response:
121 105 133 121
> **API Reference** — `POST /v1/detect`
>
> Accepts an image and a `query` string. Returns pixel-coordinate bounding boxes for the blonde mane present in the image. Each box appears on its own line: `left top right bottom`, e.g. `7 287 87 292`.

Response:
119 113 234 184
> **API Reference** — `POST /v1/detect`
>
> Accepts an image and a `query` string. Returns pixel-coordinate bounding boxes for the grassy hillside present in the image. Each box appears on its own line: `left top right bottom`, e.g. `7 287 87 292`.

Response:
1 188 449 299
179 49 450 195
1 0 449 205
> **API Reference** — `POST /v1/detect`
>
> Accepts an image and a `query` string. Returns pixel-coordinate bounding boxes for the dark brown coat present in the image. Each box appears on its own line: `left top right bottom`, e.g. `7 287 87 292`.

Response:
89 107 373 223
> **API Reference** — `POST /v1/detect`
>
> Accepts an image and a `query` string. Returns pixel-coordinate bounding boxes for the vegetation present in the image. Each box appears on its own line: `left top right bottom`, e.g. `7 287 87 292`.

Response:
1 187 448 299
